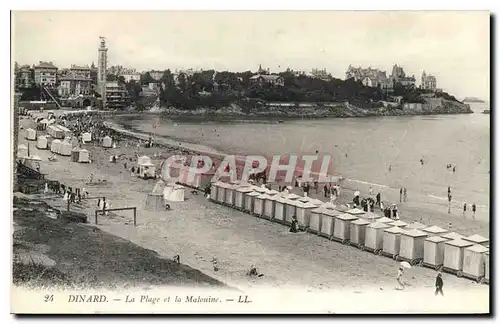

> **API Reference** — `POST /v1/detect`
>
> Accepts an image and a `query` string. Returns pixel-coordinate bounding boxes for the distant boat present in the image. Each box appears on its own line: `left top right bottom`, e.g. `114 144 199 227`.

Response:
463 97 486 103
483 110 490 114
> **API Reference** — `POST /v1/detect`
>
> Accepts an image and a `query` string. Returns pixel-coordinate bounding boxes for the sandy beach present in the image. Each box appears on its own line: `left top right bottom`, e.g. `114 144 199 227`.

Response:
15 114 490 312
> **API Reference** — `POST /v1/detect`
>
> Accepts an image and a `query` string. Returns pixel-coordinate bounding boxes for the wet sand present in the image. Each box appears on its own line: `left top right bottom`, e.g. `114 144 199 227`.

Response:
15 116 489 312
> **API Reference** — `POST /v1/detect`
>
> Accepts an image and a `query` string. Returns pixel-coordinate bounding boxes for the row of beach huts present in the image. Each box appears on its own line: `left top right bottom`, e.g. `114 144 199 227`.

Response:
210 180 490 284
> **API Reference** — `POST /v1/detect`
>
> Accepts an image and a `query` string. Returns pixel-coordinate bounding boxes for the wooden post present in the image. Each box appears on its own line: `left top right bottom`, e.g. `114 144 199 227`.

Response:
133 207 137 226
95 210 98 224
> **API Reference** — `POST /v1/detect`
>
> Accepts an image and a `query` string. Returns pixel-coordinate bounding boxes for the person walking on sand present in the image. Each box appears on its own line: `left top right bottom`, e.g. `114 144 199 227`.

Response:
396 267 405 290
376 192 381 206
447 194 452 214
389 164 392 172
369 186 373 196
399 188 403 203
403 188 407 202
323 184 328 198
463 203 467 217
472 203 477 219
435 272 444 296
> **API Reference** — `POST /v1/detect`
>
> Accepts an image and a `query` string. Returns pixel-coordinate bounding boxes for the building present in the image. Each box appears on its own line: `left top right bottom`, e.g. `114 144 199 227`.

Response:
97 37 108 108
120 68 141 83
70 64 91 79
105 81 130 109
149 70 164 81
390 64 416 88
249 74 285 87
345 65 388 85
58 75 93 97
16 64 34 88
421 71 437 91
108 65 124 76
310 68 331 81
33 61 58 86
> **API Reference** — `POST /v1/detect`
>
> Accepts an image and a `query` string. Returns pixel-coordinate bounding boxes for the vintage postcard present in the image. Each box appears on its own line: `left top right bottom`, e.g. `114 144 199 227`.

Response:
10 10 490 314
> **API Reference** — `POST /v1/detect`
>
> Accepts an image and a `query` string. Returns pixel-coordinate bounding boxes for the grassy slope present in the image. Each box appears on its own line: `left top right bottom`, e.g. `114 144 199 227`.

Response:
13 196 226 290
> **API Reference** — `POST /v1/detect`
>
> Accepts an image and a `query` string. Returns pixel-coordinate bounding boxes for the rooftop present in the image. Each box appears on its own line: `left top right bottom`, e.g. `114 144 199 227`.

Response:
35 61 57 69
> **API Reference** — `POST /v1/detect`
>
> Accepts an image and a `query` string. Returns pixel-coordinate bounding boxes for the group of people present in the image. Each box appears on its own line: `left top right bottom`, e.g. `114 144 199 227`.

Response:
43 180 89 205
448 186 478 218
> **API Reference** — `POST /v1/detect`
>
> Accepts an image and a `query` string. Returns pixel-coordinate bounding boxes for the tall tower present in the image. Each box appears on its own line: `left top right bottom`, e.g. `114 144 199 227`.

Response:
97 37 108 109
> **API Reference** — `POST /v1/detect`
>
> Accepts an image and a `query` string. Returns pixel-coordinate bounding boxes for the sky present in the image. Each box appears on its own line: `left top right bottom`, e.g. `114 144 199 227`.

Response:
12 11 490 100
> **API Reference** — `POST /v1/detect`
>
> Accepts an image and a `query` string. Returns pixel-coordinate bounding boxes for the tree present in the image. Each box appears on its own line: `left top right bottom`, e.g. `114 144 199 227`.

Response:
140 72 155 85
106 74 117 82
117 76 126 85
125 80 143 103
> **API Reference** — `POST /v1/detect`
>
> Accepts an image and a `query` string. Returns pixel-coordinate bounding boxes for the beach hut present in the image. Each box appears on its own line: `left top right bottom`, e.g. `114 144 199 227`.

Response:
349 218 371 248
102 136 113 148
225 183 238 206
284 199 300 225
163 183 175 201
82 132 92 143
364 222 391 254
462 244 489 283
358 211 381 221
273 196 288 224
26 128 37 141
138 161 156 179
17 144 28 158
442 239 474 276
47 125 64 139
295 202 317 230
381 226 406 259
36 135 48 149
463 234 489 246
422 225 448 236
50 140 61 154
485 251 490 284
78 149 90 163
235 186 254 210
71 148 80 162
263 194 277 220
253 194 268 217
398 229 428 265
332 213 359 244
318 209 341 239
210 181 220 203
169 185 185 202
442 232 465 241
423 235 450 271
59 141 72 156
407 222 427 230
244 191 260 214
216 182 229 205
376 217 393 224
308 207 325 235
388 220 408 228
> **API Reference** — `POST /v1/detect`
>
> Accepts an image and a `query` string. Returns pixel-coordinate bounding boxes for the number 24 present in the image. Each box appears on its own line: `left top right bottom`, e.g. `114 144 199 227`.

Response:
44 294 54 302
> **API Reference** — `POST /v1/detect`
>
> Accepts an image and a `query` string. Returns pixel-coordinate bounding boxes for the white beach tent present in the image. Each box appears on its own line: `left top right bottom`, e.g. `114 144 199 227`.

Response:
48 125 64 139
78 149 90 163
82 132 92 143
349 218 371 248
235 186 254 210
50 139 61 154
163 183 175 201
253 193 268 217
308 206 325 235
17 144 28 158
382 226 406 258
364 222 391 253
462 245 489 282
262 194 277 220
26 128 37 141
244 191 260 214
399 228 428 264
423 235 450 270
59 141 72 156
296 201 318 230
319 208 342 239
333 213 359 243
273 195 288 224
169 185 185 202
102 135 113 148
443 239 474 275
36 135 48 149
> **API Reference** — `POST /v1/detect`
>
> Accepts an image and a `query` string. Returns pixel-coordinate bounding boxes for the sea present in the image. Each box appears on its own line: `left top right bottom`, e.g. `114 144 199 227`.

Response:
115 102 490 216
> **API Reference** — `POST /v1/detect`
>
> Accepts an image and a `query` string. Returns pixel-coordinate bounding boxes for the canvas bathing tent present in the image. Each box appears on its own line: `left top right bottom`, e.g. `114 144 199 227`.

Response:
82 132 92 143
364 222 391 254
273 196 288 224
442 239 474 276
263 194 278 220
47 125 64 139
295 201 317 230
26 128 37 141
398 229 428 265
17 144 28 158
462 244 489 283
102 136 113 148
244 191 260 214
78 149 90 163
382 226 406 259
50 139 61 154
71 148 80 162
423 235 450 271
308 207 325 235
235 186 254 210
36 135 48 149
349 218 371 248
59 141 72 156
332 213 358 244
319 209 342 239
169 185 185 202
253 194 268 217
224 183 238 206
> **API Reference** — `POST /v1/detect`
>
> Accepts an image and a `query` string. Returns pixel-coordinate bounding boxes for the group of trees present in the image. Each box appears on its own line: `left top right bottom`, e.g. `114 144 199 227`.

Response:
105 68 460 111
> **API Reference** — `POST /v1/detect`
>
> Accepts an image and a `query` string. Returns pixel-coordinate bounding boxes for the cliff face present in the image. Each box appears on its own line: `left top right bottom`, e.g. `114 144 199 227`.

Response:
159 99 473 118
